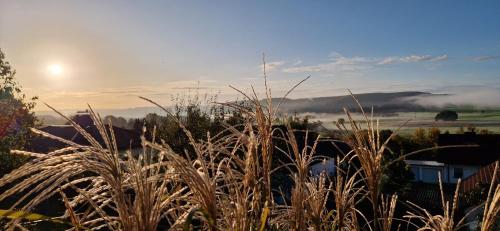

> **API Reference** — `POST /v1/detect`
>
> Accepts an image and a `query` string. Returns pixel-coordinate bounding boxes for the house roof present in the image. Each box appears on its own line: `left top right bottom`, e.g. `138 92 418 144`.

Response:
406 160 444 167
406 182 457 213
437 132 500 165
461 161 499 193
28 113 141 153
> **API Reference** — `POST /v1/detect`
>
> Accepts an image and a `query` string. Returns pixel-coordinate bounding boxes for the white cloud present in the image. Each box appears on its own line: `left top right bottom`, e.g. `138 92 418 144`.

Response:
377 57 400 65
282 53 449 74
282 54 372 74
282 65 323 73
402 55 433 62
431 54 448 62
377 54 448 65
260 61 286 72
472 55 499 61
328 51 343 58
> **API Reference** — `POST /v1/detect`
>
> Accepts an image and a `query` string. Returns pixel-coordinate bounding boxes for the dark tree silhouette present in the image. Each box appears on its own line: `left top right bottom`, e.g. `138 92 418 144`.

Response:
434 110 458 121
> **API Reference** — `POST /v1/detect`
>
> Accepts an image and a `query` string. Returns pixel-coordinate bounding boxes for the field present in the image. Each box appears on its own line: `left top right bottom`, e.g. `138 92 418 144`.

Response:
302 111 500 134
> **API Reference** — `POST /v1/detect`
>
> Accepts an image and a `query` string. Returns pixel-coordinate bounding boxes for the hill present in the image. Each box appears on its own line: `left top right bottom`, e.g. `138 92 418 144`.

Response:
270 91 441 114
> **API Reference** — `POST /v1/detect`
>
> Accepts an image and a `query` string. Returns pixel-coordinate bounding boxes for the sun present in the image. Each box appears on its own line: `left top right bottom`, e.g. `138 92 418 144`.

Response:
48 64 63 76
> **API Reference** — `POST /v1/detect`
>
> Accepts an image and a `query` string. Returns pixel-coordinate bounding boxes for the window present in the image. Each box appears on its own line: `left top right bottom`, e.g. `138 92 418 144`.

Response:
454 168 463 178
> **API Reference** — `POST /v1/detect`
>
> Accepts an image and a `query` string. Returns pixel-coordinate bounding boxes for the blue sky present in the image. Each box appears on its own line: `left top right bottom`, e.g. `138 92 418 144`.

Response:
0 0 499 110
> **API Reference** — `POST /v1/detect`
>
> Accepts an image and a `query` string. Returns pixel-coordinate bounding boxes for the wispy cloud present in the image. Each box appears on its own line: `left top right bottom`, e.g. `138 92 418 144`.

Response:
378 54 448 65
377 57 400 65
402 55 433 62
282 53 448 74
260 61 286 72
472 55 499 61
282 55 372 73
431 54 448 62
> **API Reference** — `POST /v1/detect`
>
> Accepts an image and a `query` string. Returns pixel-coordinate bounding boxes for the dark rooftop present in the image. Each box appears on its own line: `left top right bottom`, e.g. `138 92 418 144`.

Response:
437 132 500 166
28 112 141 153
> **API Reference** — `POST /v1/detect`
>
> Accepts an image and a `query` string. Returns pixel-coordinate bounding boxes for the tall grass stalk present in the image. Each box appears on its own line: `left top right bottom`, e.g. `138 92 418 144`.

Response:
480 161 499 231
337 98 396 231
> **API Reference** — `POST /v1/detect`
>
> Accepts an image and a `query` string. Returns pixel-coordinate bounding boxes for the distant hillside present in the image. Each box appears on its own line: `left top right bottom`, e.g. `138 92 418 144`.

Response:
270 91 443 114
37 115 67 125
36 91 495 118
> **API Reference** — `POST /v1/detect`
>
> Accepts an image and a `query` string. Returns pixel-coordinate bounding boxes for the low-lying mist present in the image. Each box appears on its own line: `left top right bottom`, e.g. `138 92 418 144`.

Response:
407 88 500 109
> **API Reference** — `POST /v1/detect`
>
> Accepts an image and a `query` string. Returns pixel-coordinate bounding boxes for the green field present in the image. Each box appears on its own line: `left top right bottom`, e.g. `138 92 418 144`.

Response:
302 111 500 134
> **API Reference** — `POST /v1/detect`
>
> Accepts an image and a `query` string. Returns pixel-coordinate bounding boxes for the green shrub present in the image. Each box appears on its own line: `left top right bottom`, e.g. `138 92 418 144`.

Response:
0 49 37 177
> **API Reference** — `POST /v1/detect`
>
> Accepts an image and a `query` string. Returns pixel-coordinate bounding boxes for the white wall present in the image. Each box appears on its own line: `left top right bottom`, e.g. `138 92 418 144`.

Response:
421 167 442 183
446 164 480 184
310 158 336 176
411 165 444 183
409 163 480 184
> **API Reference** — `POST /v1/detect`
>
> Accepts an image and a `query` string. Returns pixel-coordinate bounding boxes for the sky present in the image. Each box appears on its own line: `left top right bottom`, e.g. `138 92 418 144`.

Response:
0 0 499 112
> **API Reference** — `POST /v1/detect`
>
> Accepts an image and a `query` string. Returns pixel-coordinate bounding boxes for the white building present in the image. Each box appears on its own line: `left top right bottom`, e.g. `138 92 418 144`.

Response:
406 160 480 184
310 158 336 176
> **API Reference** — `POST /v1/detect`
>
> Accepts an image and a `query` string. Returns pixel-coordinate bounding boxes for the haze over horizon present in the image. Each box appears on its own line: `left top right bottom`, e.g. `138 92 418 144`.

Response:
1 0 499 111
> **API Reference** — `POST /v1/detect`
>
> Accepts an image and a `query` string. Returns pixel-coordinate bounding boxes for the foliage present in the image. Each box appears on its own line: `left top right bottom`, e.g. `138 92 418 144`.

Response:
479 129 491 135
389 128 440 160
380 149 414 197
0 49 37 177
103 115 129 129
337 117 345 126
139 94 247 158
435 110 458 121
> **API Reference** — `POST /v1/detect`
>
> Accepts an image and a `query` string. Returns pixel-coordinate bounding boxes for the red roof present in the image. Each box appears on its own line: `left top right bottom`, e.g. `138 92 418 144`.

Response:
461 161 499 193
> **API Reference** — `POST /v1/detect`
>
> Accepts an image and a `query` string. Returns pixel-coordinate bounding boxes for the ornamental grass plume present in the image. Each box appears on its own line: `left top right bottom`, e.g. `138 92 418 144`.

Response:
1 106 187 231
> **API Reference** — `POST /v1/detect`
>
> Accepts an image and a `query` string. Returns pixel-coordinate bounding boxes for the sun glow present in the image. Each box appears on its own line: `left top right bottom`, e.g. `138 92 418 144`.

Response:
48 64 63 76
